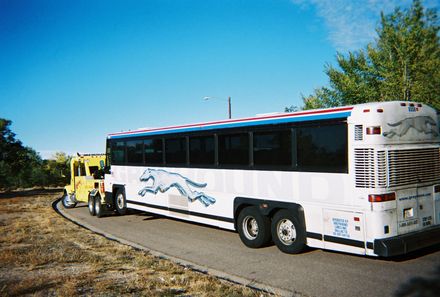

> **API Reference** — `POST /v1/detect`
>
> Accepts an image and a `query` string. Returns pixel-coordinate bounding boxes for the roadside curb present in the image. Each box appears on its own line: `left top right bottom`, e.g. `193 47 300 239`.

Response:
53 199 301 297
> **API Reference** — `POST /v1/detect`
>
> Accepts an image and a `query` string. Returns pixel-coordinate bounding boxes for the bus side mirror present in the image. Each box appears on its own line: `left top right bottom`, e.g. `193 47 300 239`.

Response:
100 160 105 169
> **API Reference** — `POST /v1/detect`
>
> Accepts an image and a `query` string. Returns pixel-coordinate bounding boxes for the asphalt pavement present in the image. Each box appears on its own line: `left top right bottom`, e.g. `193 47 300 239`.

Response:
56 202 440 297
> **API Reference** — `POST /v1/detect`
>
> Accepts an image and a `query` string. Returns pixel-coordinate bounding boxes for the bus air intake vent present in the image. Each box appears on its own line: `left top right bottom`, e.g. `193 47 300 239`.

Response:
377 151 387 188
386 148 440 188
354 125 363 141
354 148 376 188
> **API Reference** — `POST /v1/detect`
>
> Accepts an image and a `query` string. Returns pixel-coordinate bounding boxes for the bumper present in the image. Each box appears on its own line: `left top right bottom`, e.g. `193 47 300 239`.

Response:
374 225 440 257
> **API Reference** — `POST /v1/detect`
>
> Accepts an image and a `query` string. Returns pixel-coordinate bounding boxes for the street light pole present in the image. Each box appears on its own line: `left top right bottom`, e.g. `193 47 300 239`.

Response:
203 96 232 119
228 96 231 119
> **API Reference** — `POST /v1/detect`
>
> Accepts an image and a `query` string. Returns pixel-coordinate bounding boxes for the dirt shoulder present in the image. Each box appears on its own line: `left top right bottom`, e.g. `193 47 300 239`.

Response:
0 190 268 296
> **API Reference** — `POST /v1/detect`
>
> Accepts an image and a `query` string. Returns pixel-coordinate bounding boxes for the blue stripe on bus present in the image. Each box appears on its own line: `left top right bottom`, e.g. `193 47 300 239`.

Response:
109 111 351 139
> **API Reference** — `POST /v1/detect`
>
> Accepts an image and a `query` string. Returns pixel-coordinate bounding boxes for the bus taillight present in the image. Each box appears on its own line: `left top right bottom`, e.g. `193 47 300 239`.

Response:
366 126 381 135
368 193 396 202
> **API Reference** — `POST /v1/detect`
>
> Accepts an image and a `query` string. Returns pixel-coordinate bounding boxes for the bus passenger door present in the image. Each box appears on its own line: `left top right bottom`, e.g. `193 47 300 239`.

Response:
323 209 366 254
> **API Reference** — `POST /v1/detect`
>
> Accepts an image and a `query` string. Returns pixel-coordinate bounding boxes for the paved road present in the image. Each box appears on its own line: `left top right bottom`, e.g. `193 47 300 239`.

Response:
57 202 440 297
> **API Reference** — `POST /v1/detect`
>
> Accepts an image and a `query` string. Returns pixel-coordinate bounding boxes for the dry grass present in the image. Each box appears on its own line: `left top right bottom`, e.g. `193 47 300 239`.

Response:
0 190 270 296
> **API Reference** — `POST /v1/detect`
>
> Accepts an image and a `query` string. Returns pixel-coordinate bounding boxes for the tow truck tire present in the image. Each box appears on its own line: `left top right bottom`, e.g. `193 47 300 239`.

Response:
271 209 306 254
115 190 127 215
62 193 77 209
95 195 104 218
88 195 96 216
237 206 271 248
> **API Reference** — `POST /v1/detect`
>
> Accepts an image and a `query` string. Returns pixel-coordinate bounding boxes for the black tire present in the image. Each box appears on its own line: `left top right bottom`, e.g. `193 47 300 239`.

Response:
62 193 77 209
271 209 306 254
95 195 104 218
237 206 271 248
115 189 127 215
88 194 96 216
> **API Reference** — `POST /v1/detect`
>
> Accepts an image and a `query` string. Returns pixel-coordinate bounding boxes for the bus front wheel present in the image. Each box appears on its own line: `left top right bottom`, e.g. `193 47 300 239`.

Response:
237 206 271 248
271 209 305 254
115 190 127 215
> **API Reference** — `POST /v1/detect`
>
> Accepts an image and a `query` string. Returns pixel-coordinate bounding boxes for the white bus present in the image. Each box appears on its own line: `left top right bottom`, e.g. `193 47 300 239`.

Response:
101 101 440 257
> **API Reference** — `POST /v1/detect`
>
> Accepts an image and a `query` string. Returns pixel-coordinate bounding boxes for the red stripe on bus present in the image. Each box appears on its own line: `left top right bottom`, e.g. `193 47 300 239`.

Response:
108 106 353 137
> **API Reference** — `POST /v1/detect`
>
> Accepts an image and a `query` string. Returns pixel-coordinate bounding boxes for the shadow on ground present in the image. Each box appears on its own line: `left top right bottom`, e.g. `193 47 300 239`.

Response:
0 188 62 199
395 265 440 297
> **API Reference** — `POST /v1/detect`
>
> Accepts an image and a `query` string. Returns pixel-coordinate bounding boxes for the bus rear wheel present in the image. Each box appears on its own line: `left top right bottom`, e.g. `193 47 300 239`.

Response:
88 195 96 216
271 209 306 254
237 206 271 248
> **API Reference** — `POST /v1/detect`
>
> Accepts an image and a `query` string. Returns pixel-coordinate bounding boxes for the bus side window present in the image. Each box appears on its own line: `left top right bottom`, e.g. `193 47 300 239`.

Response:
127 140 143 164
253 130 291 167
189 135 215 165
165 137 187 165
296 123 348 173
218 133 249 166
144 138 163 165
111 141 126 165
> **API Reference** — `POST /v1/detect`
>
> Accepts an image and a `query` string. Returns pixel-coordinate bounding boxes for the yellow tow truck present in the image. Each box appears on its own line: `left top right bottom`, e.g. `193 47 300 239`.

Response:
61 153 107 217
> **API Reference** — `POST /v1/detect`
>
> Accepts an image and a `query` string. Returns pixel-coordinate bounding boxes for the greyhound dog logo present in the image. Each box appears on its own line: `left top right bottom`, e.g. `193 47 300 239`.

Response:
383 116 438 138
138 168 216 207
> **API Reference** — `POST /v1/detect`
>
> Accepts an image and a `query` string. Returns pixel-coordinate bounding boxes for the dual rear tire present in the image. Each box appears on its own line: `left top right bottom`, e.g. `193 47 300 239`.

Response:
88 189 127 217
88 194 104 218
237 207 306 254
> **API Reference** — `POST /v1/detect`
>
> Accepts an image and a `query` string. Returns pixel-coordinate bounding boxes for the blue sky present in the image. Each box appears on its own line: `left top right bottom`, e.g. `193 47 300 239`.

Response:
0 0 430 159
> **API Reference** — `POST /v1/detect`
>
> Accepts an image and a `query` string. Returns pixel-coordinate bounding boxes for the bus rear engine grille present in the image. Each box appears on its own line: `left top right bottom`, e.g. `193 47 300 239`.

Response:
385 148 440 188
355 148 440 188
354 148 376 188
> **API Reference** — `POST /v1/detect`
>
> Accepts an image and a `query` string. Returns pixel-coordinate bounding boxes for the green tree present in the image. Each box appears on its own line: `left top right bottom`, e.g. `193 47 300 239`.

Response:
300 0 440 110
0 118 72 189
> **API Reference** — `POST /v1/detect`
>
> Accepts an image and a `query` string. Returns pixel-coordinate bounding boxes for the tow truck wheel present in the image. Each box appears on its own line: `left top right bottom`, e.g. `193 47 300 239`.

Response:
62 193 77 209
95 195 104 218
115 190 127 215
88 195 96 216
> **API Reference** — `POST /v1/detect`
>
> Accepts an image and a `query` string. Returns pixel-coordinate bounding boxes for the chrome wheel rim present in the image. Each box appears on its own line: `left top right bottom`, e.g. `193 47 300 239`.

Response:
95 199 100 213
63 194 74 206
117 193 124 209
277 219 296 245
88 197 94 212
242 215 259 240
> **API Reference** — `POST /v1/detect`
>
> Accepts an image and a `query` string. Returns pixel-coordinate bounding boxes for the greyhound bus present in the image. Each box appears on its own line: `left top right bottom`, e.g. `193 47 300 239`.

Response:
102 101 440 257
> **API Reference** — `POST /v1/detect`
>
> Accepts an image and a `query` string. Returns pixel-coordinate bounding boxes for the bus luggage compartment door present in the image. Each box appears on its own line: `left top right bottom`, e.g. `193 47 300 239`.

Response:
323 209 366 254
